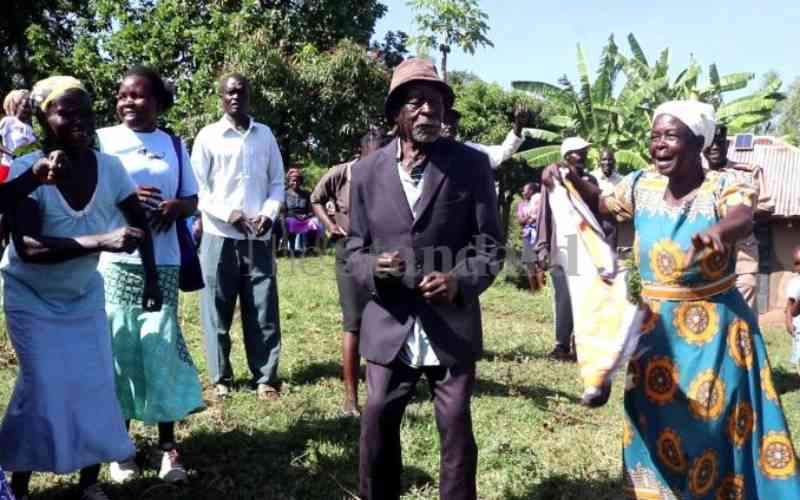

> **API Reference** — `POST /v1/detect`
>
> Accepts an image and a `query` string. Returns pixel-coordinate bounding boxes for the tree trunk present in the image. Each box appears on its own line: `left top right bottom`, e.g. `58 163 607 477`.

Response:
440 44 449 82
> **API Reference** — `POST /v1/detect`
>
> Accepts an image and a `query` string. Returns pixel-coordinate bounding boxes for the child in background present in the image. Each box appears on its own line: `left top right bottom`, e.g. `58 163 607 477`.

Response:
0 90 37 183
786 246 800 372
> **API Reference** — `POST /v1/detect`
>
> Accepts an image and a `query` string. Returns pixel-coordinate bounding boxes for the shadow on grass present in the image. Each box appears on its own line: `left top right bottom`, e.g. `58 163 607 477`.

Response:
774 366 800 395
289 360 342 386
475 378 581 405
482 349 553 363
505 474 620 500
25 413 433 500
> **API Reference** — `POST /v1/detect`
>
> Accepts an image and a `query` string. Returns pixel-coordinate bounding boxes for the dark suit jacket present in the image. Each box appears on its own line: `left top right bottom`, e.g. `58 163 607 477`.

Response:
345 138 504 367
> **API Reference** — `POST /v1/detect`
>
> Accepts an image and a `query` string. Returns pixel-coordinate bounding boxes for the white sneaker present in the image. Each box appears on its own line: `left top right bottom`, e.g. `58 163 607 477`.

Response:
109 457 140 483
158 448 188 483
215 383 231 399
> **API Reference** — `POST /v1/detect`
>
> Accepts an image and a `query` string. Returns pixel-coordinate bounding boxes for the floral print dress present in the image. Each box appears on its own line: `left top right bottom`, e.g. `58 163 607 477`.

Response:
605 169 800 499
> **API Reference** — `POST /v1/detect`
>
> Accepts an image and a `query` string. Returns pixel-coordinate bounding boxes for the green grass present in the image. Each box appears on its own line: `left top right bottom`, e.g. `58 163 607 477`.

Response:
2 255 799 499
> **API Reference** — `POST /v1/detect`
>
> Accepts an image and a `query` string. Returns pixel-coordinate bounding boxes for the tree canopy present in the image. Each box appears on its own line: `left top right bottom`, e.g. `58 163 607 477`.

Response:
407 0 492 82
2 0 393 165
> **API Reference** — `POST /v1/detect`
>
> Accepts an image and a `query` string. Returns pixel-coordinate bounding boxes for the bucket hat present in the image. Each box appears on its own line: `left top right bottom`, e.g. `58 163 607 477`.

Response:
384 58 454 123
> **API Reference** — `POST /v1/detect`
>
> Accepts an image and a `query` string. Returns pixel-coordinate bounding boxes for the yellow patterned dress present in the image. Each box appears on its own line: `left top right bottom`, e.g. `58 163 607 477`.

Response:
606 169 800 499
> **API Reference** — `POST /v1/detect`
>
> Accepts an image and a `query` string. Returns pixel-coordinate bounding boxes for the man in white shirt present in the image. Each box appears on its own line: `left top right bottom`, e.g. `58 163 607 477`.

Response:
593 149 623 194
192 73 285 401
592 149 623 247
441 107 528 169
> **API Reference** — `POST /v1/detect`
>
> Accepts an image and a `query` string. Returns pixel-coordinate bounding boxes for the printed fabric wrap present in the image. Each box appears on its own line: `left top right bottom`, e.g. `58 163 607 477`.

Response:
604 168 800 499
548 167 647 397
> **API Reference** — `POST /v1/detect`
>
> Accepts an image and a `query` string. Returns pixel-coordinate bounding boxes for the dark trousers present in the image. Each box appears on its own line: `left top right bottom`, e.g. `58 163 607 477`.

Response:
549 265 573 349
200 234 281 386
359 360 477 500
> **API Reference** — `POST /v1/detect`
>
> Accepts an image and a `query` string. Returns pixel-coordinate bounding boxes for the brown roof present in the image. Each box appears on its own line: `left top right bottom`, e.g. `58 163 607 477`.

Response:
727 136 800 218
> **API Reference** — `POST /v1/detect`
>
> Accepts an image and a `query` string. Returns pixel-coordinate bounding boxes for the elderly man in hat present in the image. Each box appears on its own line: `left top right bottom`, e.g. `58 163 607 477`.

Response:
704 124 774 313
345 58 504 500
534 137 598 361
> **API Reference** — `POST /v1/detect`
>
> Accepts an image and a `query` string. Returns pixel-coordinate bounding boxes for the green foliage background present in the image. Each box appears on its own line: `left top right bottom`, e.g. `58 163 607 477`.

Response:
3 0 392 165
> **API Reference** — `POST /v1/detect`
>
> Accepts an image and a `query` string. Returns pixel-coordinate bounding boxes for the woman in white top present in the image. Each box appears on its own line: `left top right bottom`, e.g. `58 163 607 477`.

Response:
96 66 203 485
0 76 161 500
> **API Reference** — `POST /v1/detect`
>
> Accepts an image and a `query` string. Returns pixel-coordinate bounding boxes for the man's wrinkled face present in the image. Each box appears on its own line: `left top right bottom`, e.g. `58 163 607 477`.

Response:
394 82 444 144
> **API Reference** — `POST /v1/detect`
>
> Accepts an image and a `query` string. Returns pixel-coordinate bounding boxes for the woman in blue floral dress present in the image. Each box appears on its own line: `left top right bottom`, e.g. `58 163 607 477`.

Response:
550 101 800 499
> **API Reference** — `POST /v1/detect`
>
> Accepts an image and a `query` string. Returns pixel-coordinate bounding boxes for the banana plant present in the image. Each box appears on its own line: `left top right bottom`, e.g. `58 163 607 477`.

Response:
512 35 649 171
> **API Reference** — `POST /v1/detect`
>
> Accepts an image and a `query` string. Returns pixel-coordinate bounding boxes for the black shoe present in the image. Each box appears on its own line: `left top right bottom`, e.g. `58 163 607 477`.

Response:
548 345 572 361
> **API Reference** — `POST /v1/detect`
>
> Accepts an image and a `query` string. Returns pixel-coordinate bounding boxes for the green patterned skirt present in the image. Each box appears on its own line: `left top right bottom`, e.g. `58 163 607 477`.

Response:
102 262 204 424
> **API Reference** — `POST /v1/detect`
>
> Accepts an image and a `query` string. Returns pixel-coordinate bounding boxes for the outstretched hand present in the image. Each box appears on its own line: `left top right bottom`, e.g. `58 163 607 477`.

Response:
512 104 532 136
687 225 726 266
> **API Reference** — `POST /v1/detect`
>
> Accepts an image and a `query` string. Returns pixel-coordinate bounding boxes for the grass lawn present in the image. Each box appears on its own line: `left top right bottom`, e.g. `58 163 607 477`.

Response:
2 254 799 499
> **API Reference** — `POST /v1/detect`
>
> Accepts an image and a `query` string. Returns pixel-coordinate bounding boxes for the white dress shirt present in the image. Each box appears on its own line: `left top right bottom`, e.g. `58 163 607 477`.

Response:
465 130 525 170
191 116 285 240
593 170 623 195
396 143 440 368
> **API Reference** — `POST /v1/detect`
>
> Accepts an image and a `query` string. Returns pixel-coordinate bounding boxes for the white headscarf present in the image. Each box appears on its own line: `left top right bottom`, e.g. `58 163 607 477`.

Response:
652 100 717 150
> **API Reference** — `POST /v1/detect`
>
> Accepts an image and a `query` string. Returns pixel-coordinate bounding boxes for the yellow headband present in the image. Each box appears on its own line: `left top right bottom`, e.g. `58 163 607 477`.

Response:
31 76 87 112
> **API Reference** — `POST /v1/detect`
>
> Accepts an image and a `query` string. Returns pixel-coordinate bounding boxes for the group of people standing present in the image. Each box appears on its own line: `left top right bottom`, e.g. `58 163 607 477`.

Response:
1 54 800 500
0 68 286 500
